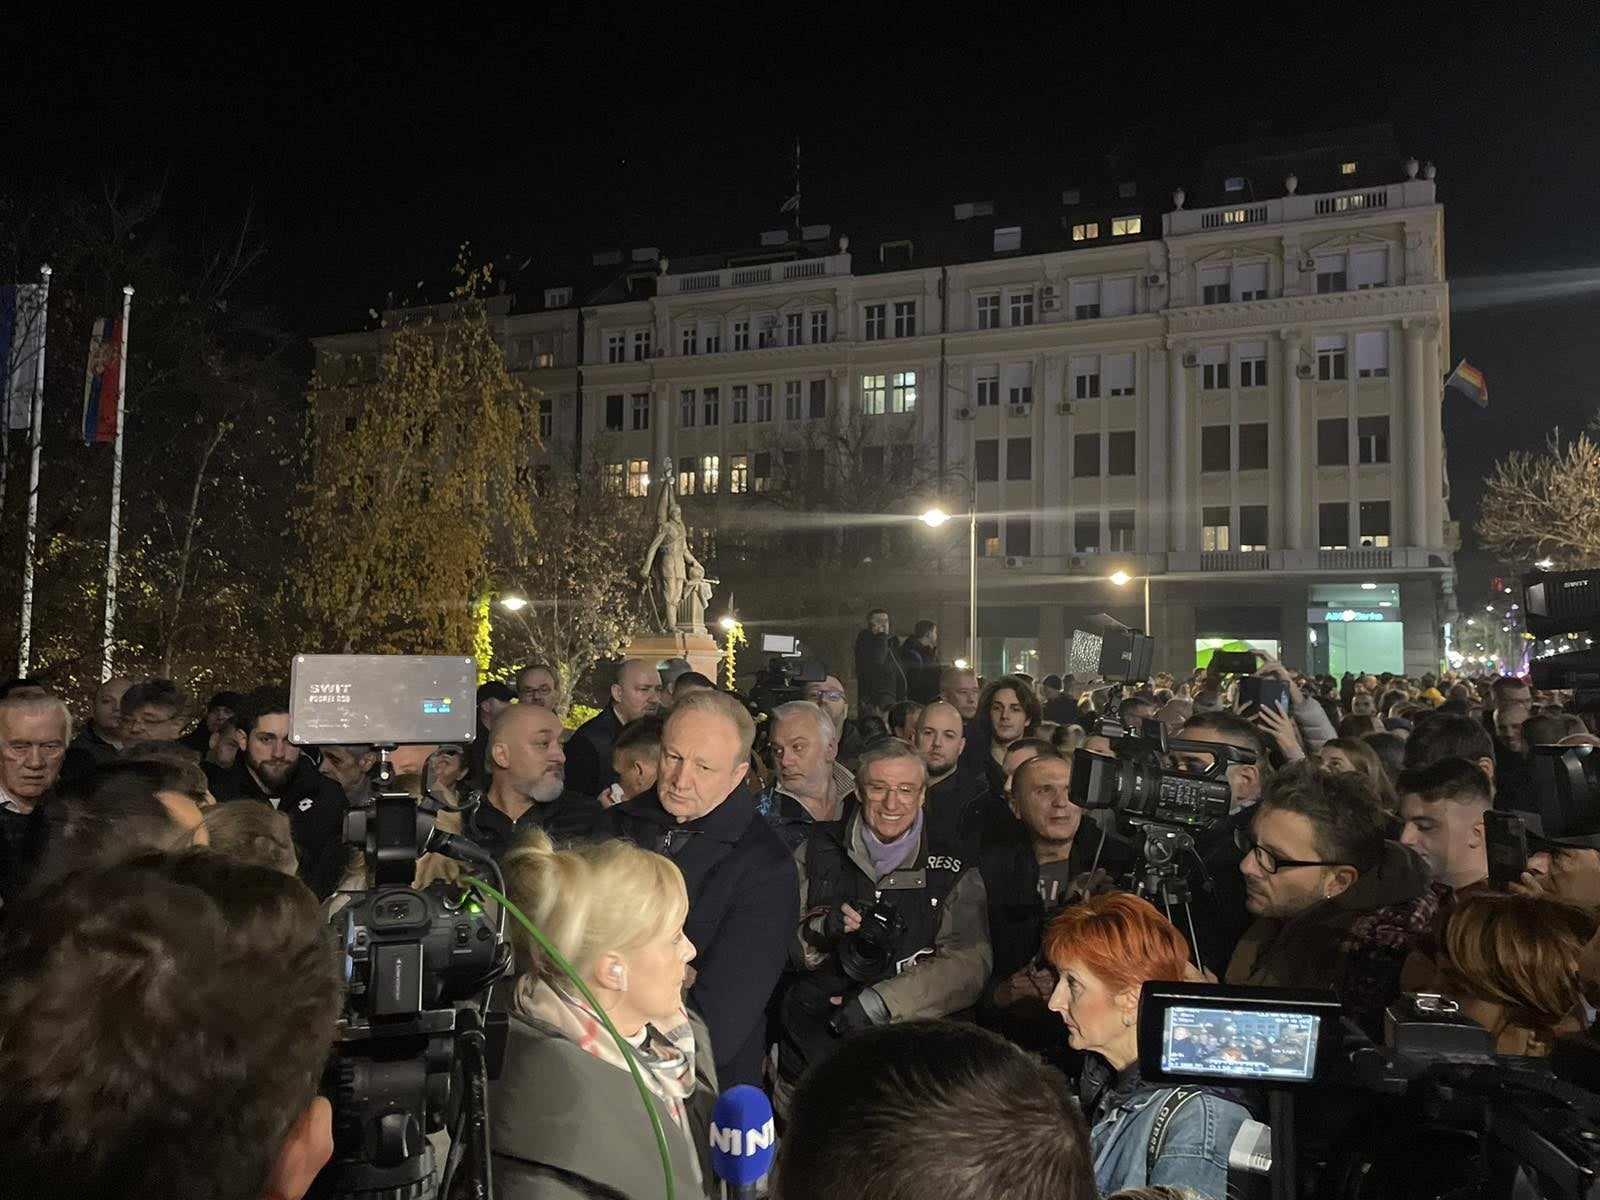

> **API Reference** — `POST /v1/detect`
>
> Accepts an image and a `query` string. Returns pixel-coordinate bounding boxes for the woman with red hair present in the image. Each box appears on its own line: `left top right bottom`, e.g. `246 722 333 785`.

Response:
1044 893 1252 1199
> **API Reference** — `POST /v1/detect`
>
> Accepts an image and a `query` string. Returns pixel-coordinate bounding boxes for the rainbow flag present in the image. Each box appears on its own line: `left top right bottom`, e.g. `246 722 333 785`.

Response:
82 317 123 444
1444 359 1488 409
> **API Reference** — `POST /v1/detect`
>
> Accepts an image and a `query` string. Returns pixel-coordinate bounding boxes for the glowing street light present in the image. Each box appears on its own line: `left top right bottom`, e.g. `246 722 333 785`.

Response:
1109 570 1132 587
920 507 951 528
1108 570 1150 635
1536 558 1556 570
499 595 528 612
718 615 737 632
953 658 970 670
918 502 976 660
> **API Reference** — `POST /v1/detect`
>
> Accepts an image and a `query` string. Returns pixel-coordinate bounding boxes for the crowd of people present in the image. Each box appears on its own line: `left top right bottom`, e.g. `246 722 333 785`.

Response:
4 618 1600 1200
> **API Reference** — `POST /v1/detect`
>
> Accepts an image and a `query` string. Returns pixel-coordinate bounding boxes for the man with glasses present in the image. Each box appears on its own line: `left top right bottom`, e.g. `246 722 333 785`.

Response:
0 692 72 901
776 740 991 1116
805 673 864 770
118 678 191 745
564 659 660 798
1226 763 1435 1035
515 663 559 710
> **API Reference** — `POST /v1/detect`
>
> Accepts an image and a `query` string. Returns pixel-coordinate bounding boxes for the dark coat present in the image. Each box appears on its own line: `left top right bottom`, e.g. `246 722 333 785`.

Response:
59 725 121 785
467 790 606 860
206 757 347 900
1042 694 1085 728
0 801 47 905
610 784 800 1088
1187 806 1257 977
853 629 905 707
565 705 624 798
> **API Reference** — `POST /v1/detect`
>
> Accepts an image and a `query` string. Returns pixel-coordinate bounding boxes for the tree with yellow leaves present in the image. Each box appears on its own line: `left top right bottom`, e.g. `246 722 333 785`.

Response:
1478 427 1600 571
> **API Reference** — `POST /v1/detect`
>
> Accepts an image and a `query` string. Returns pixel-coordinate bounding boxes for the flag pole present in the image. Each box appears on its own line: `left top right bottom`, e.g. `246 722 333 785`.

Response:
17 264 51 677
101 285 133 682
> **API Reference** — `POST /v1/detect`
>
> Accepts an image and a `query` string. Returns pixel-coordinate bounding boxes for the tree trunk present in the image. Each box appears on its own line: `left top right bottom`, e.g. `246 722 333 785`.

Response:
161 421 230 675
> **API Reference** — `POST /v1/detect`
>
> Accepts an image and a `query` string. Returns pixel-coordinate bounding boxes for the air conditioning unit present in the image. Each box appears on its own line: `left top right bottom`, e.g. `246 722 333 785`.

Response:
1041 292 1061 313
1003 555 1024 568
1298 256 1317 273
1068 555 1091 570
955 405 974 421
1144 273 1164 287
1296 363 1314 380
1181 351 1199 368
1009 402 1033 418
1056 400 1074 415
1041 284 1057 302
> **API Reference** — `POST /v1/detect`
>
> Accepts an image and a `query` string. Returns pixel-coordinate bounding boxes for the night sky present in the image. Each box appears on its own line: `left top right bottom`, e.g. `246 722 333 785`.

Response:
10 7 1598 593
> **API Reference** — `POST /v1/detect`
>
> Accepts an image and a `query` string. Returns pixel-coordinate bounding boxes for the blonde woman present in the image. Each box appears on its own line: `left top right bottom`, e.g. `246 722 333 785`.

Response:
493 829 714 1199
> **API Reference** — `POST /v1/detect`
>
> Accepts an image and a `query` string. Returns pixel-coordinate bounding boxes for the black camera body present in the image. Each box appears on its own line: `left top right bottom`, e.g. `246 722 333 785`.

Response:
338 883 501 1017
1070 719 1240 834
837 899 909 985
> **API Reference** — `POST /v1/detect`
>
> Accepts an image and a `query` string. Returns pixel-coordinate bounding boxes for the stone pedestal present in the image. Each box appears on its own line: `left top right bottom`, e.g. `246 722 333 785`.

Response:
625 631 723 683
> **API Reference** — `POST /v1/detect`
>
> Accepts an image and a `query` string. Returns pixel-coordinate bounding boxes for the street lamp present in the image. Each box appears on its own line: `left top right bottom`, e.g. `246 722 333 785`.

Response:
718 615 736 632
921 503 977 665
1109 570 1151 636
499 595 528 612
1536 558 1555 570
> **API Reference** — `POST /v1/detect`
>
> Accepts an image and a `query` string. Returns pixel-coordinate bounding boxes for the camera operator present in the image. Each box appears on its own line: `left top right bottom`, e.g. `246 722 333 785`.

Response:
566 659 662 798
754 700 855 851
855 607 906 710
0 852 343 1200
980 751 1133 1067
469 701 603 858
775 740 991 1114
1227 763 1436 1035
492 829 716 1199
1043 892 1252 1198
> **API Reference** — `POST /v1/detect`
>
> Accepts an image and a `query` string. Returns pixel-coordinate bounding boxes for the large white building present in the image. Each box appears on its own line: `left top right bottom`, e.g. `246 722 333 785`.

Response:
315 129 1456 682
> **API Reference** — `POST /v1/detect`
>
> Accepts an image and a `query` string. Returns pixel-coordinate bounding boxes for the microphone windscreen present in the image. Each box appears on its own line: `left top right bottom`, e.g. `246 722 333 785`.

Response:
708 1084 776 1185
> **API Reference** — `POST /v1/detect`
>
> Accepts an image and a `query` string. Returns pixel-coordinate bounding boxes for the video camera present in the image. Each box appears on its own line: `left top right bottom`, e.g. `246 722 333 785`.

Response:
1140 981 1600 1200
1070 717 1243 835
291 654 513 1200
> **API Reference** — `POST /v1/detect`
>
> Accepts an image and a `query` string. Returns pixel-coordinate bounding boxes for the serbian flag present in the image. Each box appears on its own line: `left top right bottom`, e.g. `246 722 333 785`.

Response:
1444 359 1488 409
82 317 123 444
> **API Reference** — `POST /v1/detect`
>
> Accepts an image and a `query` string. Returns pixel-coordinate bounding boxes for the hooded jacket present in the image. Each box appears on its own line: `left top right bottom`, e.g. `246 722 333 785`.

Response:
1226 841 1437 1036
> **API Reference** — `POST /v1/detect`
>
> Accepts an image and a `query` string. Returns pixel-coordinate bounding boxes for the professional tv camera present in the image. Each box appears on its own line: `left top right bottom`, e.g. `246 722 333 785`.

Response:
1139 980 1600 1200
291 655 513 1200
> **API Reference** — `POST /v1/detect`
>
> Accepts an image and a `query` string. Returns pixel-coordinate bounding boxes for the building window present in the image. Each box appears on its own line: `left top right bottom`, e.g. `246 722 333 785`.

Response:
1073 432 1101 477
1356 331 1390 378
1108 430 1136 476
809 378 828 419
861 373 887 415
1224 176 1244 192
544 286 572 308
1106 353 1135 397
1317 337 1348 381
1358 415 1391 464
1199 266 1230 306
753 451 771 493
730 454 749 495
786 312 803 346
1102 276 1134 317
537 351 554 368
810 310 829 343
1351 248 1388 291
1200 425 1231 472
1340 160 1358 175
1109 509 1136 551
1007 437 1032 481
1070 279 1100 320
1239 342 1268 387
605 394 624 432
538 397 553 440
757 315 778 349
606 332 625 363
978 519 1001 557
626 458 651 498
975 439 999 482
893 300 917 338
631 393 650 431
782 380 801 420
702 321 722 353
731 385 749 424
1317 417 1349 465
1071 222 1099 241
1201 353 1230 391
1008 376 1032 407
1202 507 1231 551
1073 512 1100 553
1235 263 1267 301
1319 502 1350 550
1239 505 1269 551
863 304 886 340
1111 215 1142 236
677 456 698 496
891 371 917 413
1006 517 1032 557
1072 358 1101 400
701 455 721 494
632 329 652 361
733 320 750 351
1315 255 1347 294
755 383 773 422
976 371 1000 407
1010 290 1035 327
703 387 720 426
679 389 696 428
976 293 1000 329
993 225 1022 253
1239 422 1269 470
681 325 697 356
1359 500 1391 547
604 462 624 494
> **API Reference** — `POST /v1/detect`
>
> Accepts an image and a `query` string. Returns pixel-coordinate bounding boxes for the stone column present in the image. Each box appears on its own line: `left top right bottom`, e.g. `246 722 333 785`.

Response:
1166 339 1188 552
1146 347 1169 554
1422 323 1445 548
1280 328 1305 550
653 382 671 468
1405 321 1429 547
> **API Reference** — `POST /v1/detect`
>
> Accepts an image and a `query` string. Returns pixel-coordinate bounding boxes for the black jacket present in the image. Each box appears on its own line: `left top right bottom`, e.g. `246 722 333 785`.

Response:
466 790 605 860
1188 806 1259 977
60 726 121 785
564 705 624 798
0 802 47 905
1042 694 1085 728
853 630 905 707
610 783 800 1089
925 767 990 850
206 757 347 900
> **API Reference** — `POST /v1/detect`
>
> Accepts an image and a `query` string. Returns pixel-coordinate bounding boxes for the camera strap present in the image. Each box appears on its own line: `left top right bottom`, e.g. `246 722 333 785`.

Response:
1145 1086 1204 1177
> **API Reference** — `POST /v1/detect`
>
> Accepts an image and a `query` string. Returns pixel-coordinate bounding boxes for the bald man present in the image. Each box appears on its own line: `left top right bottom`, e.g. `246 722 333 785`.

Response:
564 659 662 798
467 703 603 859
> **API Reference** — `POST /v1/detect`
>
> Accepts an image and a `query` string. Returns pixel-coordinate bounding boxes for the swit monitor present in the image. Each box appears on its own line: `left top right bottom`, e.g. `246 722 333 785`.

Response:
1139 981 1344 1089
289 655 477 746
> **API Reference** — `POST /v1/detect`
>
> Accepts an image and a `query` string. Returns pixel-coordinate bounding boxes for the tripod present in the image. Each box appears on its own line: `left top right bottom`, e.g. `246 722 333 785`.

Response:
1129 821 1208 976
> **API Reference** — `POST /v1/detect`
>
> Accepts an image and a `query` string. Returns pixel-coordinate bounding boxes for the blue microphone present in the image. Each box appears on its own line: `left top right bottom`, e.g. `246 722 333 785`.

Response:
709 1084 776 1198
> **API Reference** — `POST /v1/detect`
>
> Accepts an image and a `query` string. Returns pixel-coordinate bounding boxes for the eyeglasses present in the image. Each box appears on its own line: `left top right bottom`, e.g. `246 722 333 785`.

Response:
1 740 66 761
1234 828 1350 875
809 690 846 702
860 782 922 802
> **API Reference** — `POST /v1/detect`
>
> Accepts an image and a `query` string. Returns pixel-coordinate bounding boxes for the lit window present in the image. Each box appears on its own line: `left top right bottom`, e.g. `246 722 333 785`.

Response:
861 373 887 415
1111 215 1142 236
976 294 1000 329
603 462 623 494
1202 508 1231 551
626 459 651 497
891 371 917 414
677 456 697 496
1071 222 1100 242
730 454 749 494
537 351 553 368
1340 161 1358 175
701 455 720 494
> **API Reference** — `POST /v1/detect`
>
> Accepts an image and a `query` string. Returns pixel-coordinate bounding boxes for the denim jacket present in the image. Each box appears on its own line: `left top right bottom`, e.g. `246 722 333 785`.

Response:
1081 1060 1252 1199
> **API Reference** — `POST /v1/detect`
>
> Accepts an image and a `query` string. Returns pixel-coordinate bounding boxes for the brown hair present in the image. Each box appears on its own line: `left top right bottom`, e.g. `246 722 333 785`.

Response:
1319 737 1397 810
1444 893 1596 1037
202 801 299 875
1259 763 1389 872
976 675 1043 748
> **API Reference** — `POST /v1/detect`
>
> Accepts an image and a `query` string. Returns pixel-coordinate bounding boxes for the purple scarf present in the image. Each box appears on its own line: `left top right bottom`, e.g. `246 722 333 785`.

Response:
861 810 924 878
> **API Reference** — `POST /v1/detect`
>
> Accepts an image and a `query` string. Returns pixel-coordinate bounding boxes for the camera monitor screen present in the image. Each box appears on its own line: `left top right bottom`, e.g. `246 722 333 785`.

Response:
289 655 478 746
1161 1005 1321 1083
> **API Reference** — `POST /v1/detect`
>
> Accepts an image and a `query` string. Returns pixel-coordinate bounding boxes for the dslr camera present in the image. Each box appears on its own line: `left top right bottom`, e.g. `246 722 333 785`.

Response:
836 899 909 985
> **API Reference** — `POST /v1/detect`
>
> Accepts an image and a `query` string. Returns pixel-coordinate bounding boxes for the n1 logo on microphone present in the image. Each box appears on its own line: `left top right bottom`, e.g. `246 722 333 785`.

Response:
708 1118 775 1157
709 1083 776 1188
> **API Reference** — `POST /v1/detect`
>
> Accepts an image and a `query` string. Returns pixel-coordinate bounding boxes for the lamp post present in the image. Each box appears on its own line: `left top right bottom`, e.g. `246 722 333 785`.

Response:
921 504 977 665
1109 570 1151 637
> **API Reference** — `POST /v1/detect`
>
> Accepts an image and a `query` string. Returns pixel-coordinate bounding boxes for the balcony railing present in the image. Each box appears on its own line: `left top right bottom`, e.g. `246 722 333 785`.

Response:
1164 180 1435 236
1198 551 1271 571
658 253 852 296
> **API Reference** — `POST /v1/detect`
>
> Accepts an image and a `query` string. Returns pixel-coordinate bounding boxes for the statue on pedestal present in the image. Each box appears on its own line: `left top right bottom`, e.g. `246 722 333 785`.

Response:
641 467 714 633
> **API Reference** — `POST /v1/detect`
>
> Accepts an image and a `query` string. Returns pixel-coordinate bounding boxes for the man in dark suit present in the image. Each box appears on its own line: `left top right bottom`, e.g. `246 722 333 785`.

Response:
565 659 661 798
206 689 346 900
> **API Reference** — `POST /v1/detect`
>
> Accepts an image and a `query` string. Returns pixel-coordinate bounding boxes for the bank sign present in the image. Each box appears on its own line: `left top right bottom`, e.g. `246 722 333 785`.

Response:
1307 607 1396 624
